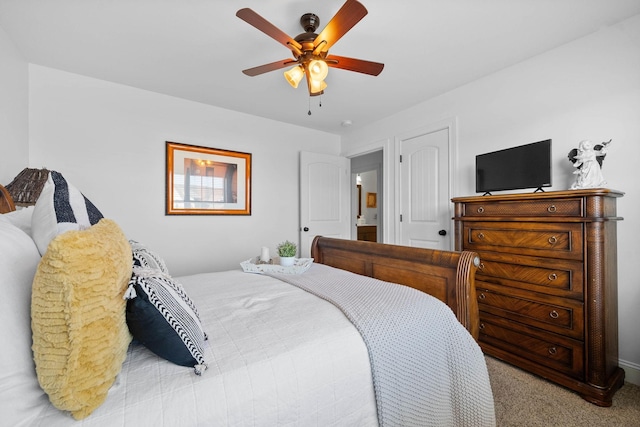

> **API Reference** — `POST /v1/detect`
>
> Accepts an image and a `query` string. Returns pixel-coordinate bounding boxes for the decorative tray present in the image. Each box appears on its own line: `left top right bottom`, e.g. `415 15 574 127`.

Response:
240 257 314 275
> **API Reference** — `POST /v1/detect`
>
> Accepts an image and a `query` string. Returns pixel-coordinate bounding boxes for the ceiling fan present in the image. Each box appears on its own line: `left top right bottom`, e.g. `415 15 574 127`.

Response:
236 0 384 97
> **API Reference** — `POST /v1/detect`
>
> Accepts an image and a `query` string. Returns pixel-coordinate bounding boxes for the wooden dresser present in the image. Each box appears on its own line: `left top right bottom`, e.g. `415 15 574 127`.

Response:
452 189 624 406
357 225 377 242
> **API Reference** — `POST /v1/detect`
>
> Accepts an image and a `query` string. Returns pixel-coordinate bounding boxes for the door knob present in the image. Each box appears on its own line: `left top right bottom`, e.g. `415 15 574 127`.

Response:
303 227 309 232
438 229 447 236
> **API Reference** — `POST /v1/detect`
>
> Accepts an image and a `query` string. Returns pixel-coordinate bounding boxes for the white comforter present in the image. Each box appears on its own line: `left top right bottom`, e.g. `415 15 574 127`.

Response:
17 270 379 426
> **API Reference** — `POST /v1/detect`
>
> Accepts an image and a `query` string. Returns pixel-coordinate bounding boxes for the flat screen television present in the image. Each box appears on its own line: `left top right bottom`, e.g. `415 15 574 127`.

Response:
476 139 552 194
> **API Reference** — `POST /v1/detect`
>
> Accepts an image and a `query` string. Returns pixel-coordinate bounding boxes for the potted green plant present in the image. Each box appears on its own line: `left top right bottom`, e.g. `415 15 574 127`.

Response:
276 240 297 266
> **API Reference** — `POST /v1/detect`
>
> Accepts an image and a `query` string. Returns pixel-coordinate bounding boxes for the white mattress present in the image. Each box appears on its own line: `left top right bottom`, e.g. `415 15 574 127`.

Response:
17 270 379 426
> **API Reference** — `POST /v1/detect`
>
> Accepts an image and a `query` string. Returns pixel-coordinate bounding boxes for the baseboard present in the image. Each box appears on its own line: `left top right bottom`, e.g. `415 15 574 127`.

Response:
620 359 640 386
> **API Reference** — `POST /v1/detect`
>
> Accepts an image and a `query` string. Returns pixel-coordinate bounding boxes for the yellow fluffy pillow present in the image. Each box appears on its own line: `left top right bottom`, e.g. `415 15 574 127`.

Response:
31 218 133 419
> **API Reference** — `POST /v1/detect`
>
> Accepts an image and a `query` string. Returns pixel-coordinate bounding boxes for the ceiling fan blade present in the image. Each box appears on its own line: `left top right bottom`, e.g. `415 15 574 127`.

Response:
313 0 368 50
325 55 384 76
236 8 302 51
242 59 296 77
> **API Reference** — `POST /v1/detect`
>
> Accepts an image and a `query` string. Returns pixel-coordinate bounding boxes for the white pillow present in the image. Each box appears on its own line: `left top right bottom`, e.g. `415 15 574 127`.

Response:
0 221 48 425
0 205 35 237
31 171 103 255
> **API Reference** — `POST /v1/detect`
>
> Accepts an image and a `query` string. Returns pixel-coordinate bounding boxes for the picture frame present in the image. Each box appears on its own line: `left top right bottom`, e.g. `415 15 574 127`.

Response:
366 192 377 208
166 141 251 215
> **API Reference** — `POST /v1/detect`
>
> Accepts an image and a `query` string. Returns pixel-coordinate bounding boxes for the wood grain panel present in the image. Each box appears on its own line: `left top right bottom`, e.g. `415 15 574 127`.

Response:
311 236 480 339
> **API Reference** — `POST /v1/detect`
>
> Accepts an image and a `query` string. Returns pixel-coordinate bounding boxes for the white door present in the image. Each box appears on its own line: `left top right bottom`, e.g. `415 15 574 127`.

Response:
399 127 450 250
299 151 351 258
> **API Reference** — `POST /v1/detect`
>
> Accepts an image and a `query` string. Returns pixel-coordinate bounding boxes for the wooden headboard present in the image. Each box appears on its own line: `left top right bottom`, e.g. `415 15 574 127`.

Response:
0 184 16 214
311 236 481 340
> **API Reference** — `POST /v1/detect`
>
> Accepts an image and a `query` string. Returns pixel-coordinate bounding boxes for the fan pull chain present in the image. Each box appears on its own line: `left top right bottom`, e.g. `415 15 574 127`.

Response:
308 95 323 116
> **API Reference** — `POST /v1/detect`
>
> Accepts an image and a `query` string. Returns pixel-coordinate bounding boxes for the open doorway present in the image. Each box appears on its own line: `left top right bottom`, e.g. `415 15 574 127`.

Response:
351 150 383 242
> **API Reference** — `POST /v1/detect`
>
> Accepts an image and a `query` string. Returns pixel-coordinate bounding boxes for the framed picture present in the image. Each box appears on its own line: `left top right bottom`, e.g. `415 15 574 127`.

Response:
166 141 251 215
366 192 377 208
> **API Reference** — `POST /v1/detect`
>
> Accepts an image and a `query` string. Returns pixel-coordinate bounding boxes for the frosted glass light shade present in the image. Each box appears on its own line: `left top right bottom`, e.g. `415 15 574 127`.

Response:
284 66 304 88
308 60 329 81
310 78 327 94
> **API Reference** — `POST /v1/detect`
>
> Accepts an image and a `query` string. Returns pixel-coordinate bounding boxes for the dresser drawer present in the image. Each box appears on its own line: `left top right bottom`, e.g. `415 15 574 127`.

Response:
476 252 584 299
461 198 583 217
477 287 584 339
479 313 584 380
463 222 583 260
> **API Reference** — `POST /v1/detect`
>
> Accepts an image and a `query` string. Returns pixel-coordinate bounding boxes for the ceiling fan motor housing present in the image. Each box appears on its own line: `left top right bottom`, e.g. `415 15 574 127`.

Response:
294 13 320 51
300 13 320 32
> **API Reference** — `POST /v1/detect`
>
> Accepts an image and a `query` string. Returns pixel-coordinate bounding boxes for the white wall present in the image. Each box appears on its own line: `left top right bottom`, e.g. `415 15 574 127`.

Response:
28 65 340 276
0 25 28 184
342 15 640 383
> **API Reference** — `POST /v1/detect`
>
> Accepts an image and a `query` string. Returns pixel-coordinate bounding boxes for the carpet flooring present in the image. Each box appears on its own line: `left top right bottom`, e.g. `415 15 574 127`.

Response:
486 356 640 426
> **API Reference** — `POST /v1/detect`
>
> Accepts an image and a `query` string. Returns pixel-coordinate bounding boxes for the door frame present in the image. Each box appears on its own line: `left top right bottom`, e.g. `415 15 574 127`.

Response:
342 117 458 247
351 152 383 242
343 138 395 243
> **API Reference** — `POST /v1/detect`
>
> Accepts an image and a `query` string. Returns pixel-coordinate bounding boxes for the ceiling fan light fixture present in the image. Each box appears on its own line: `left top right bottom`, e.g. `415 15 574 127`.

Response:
308 59 329 81
284 65 304 88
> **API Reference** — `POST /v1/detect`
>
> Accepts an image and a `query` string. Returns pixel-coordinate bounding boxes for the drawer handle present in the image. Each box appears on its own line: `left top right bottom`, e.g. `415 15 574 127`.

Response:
549 310 559 319
477 232 485 240
548 273 558 281
479 323 485 330
548 236 558 245
548 347 557 355
547 205 557 213
478 293 486 300
478 262 485 271
477 206 485 214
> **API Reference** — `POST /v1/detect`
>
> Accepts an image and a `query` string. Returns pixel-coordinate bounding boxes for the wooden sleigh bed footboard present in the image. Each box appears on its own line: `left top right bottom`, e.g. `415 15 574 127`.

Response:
311 236 482 340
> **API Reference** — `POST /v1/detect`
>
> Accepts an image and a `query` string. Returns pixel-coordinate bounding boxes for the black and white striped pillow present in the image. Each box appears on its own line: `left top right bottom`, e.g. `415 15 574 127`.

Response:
125 260 207 374
31 171 103 255
129 240 170 274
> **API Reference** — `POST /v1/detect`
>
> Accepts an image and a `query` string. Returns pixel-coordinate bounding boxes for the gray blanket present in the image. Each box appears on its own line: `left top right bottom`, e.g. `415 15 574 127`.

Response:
269 263 495 427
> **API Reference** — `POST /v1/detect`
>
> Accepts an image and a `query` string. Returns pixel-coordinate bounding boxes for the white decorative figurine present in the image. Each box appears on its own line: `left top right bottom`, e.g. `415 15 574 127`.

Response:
568 139 610 189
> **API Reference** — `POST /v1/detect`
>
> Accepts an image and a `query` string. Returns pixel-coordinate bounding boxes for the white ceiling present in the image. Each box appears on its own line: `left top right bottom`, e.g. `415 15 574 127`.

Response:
1 0 639 135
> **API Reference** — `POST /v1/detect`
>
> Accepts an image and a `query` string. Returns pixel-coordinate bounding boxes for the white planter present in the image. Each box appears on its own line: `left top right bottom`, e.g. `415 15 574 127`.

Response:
279 256 295 267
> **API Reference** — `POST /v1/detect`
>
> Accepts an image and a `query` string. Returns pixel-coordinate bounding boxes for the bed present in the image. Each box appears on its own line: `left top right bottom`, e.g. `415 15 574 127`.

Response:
0 179 495 427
